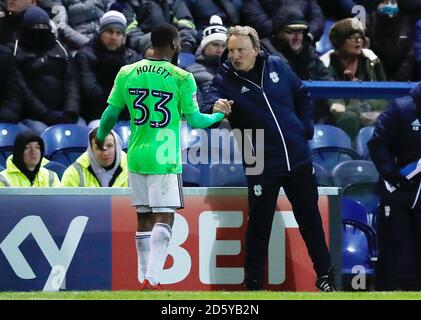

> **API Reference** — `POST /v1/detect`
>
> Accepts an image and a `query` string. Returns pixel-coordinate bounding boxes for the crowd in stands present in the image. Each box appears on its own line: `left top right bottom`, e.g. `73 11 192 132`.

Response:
1 0 421 177
1 0 420 137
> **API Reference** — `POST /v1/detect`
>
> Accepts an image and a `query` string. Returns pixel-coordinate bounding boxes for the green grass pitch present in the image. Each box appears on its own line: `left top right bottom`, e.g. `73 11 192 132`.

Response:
1 291 421 300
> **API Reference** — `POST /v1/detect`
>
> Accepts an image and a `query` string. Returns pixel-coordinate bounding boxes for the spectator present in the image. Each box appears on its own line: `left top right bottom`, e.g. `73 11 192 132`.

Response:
0 44 22 124
0 131 60 187
50 0 113 50
261 7 332 81
187 15 227 104
75 10 139 124
399 0 421 80
13 6 81 134
242 0 325 42
368 82 421 290
366 0 415 81
61 128 128 187
113 0 198 53
183 0 243 34
0 0 36 46
202 25 336 291
319 18 388 139
261 7 334 123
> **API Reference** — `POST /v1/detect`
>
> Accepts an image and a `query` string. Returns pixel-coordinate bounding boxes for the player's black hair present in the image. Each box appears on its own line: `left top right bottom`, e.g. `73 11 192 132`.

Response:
151 23 179 49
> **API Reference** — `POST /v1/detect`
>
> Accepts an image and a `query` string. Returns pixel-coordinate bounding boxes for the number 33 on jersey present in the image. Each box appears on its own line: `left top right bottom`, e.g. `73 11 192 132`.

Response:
107 58 199 174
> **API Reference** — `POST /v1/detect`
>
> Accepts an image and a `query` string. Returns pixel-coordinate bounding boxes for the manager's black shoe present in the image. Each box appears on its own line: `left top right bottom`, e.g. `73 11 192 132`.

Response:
316 267 337 292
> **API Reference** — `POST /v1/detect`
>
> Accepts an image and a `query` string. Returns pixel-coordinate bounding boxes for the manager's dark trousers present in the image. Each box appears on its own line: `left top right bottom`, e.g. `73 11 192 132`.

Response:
376 187 421 290
244 163 332 283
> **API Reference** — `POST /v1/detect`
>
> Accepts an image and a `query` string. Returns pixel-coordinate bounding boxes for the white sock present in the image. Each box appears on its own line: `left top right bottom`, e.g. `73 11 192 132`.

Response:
145 223 172 285
135 231 151 283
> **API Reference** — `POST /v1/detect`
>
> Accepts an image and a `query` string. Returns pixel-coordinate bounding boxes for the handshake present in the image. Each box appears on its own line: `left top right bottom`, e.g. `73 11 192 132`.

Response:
213 99 234 116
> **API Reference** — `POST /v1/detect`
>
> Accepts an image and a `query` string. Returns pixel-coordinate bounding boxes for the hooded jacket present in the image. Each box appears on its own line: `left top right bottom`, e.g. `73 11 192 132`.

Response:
0 130 60 187
368 82 421 206
61 130 128 187
0 156 60 187
202 49 314 175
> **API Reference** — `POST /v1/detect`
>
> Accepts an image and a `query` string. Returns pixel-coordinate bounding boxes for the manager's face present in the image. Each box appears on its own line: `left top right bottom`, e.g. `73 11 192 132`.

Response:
227 34 258 72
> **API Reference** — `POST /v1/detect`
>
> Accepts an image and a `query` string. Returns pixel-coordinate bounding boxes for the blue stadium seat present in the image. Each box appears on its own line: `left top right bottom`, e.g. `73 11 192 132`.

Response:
312 162 332 186
178 52 195 69
332 160 379 188
114 121 130 151
355 126 374 160
208 163 247 187
41 124 90 167
309 125 359 173
44 160 67 180
0 123 27 168
342 220 378 276
182 163 201 187
333 160 380 221
341 197 370 225
0 164 4 171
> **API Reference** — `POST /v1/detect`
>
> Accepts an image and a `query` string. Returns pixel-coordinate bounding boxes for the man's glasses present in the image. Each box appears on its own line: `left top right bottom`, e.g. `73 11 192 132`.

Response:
347 35 364 42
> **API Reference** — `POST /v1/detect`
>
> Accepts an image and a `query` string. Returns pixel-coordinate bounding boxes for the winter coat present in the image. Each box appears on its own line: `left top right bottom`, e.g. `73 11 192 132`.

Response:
320 48 387 82
368 82 421 205
0 44 21 123
319 48 388 122
0 10 24 46
51 0 113 49
12 39 80 124
242 0 325 41
367 11 415 81
75 37 139 122
183 0 243 28
202 49 314 175
122 0 197 53
260 37 333 80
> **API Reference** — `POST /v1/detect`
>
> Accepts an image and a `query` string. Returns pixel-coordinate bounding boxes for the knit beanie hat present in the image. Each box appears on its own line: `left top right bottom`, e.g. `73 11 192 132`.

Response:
22 5 51 29
99 10 127 34
272 6 309 33
200 15 228 49
329 18 366 50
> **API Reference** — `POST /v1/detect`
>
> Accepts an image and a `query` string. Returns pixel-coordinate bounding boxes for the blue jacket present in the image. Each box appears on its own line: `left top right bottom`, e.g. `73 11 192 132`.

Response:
202 50 314 175
368 83 421 181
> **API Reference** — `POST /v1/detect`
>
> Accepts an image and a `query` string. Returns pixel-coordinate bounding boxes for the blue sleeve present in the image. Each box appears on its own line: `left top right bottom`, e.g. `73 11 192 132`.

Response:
368 101 401 177
284 60 314 140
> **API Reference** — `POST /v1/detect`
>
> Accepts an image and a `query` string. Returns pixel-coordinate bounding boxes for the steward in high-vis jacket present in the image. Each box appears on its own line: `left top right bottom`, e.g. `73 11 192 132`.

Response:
202 25 336 292
61 128 128 187
368 81 421 291
0 131 60 187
